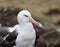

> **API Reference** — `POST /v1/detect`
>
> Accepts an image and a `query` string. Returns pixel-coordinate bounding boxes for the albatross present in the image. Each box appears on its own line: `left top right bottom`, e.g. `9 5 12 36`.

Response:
13 10 36 47
0 10 43 47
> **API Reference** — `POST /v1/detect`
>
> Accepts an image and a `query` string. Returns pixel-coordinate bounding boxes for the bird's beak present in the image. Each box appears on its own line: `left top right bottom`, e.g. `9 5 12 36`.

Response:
29 17 39 26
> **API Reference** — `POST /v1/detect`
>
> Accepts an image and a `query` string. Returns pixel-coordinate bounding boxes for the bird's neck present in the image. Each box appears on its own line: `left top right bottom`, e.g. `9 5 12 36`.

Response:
19 22 31 26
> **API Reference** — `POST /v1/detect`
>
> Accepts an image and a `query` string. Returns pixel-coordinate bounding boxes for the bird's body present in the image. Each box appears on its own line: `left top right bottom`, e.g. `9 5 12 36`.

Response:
12 10 36 47
14 22 36 47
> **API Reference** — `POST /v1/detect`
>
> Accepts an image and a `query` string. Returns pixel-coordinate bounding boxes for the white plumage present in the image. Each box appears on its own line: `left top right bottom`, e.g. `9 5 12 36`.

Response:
13 10 36 47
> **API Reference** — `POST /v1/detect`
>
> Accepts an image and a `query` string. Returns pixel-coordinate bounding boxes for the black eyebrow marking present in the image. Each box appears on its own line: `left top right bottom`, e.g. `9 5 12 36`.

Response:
23 14 28 17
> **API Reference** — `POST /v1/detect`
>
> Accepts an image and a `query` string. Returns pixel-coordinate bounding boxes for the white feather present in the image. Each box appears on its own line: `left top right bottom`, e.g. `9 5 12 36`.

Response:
13 10 36 47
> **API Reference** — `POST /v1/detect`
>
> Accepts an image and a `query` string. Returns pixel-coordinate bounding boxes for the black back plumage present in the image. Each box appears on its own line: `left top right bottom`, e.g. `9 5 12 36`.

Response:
0 27 18 47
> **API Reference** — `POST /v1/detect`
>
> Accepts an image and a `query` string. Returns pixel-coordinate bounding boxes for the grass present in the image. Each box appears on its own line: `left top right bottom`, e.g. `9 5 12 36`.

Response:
0 0 60 28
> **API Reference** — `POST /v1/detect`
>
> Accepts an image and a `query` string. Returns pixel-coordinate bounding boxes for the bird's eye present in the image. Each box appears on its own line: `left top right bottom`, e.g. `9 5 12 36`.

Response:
24 14 28 17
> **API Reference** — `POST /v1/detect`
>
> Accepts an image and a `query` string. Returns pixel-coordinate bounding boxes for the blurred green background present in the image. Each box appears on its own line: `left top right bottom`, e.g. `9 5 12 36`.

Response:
0 0 60 29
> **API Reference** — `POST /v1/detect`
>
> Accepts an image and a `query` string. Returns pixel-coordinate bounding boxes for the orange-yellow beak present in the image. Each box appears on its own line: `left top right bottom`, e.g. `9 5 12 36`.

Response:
29 17 39 26
29 17 43 27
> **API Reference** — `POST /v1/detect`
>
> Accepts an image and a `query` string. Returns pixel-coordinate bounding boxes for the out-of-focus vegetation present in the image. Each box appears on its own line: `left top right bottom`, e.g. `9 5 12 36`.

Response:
0 0 60 47
0 0 60 28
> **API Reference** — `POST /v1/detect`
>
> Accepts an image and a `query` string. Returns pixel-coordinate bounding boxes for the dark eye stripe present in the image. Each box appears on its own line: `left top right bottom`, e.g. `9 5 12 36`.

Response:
24 14 28 17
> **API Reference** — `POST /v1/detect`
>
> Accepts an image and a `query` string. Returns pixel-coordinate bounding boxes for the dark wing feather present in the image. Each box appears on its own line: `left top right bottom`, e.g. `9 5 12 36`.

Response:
6 30 18 41
0 27 11 47
0 27 10 37
1 28 18 47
